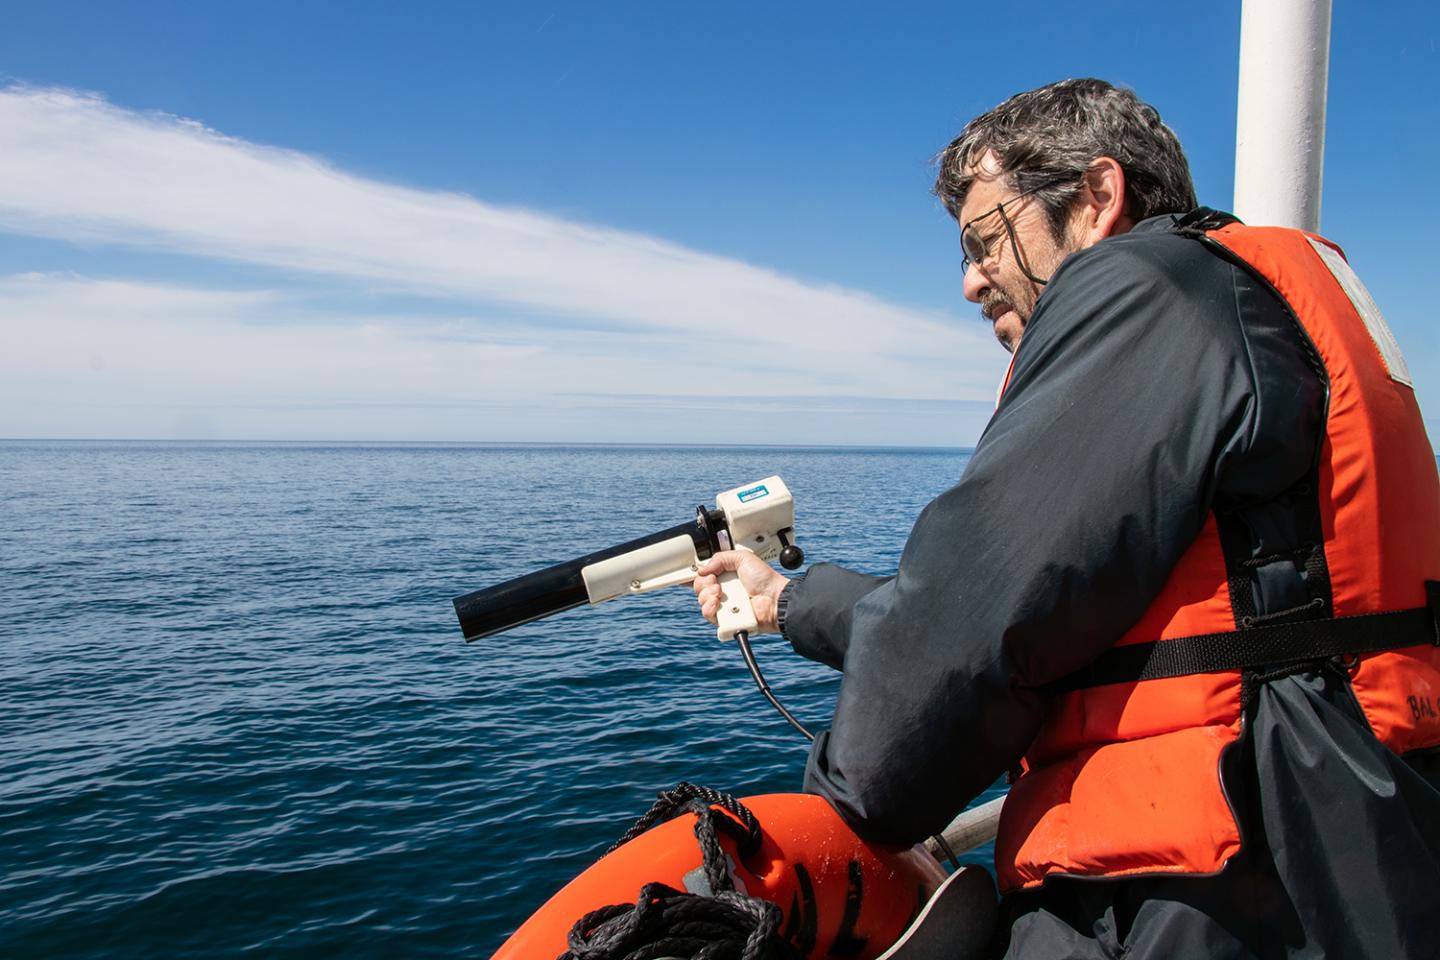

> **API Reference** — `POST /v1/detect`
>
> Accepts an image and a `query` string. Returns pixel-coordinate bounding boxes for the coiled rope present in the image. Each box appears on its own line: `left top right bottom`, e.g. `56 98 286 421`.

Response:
559 783 803 960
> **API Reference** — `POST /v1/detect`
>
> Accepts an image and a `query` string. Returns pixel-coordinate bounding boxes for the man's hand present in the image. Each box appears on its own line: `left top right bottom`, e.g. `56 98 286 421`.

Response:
692 550 790 635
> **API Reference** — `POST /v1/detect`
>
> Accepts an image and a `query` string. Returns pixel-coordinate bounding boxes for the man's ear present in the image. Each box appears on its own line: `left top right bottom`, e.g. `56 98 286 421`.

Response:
1074 156 1134 244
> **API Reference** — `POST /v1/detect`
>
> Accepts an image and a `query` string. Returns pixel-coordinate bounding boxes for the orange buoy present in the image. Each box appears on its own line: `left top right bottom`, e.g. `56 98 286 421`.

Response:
495 791 947 960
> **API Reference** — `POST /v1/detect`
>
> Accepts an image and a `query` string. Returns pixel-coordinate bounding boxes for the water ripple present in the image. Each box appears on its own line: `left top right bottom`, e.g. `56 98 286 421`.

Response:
0 441 984 957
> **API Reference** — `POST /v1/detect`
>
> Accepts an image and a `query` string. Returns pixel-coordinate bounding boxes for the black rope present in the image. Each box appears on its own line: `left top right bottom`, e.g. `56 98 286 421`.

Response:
606 782 762 861
561 883 795 960
1238 596 1326 629
562 784 801 960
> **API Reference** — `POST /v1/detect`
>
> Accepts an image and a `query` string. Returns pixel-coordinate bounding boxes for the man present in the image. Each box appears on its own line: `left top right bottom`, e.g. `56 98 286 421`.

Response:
694 79 1440 958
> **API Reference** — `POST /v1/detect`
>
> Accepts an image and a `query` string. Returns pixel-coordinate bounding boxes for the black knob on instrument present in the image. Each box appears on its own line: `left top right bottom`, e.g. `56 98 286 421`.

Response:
778 530 804 570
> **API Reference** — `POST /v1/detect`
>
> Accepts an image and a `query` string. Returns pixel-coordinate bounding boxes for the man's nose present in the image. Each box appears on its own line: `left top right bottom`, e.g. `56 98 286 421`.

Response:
961 259 987 303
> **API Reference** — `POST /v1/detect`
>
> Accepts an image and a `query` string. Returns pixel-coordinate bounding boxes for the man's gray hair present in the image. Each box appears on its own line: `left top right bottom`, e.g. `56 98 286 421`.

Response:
934 79 1197 237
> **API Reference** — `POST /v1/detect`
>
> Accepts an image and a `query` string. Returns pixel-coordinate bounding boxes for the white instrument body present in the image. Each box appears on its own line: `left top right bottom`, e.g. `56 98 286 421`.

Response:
577 475 795 640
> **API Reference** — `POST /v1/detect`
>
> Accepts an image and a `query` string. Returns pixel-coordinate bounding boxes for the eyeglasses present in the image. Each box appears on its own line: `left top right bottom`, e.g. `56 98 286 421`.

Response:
959 177 1072 280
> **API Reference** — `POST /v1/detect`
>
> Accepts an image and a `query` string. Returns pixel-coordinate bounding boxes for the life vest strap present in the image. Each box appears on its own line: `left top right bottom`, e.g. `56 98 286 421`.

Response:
1045 581 1440 695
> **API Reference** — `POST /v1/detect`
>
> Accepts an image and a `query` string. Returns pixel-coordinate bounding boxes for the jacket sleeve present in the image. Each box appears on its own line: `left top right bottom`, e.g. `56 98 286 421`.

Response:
780 566 893 670
796 228 1317 844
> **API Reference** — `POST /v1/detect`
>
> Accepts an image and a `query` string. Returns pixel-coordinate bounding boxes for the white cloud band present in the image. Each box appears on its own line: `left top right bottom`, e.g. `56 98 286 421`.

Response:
0 86 1001 442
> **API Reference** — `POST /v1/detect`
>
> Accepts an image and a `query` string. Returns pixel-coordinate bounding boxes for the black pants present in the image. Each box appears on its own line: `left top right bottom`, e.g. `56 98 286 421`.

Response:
995 669 1440 959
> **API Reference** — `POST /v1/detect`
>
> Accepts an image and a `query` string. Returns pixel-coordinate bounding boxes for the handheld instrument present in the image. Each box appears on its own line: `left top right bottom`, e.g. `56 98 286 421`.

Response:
452 476 803 643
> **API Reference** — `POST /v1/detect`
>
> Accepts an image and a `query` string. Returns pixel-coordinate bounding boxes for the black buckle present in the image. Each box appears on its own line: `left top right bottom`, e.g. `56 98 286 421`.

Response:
1426 580 1440 646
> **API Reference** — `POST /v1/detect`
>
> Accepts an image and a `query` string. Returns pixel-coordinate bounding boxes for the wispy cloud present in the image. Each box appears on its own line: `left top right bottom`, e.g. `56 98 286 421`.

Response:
0 85 1002 442
0 274 539 404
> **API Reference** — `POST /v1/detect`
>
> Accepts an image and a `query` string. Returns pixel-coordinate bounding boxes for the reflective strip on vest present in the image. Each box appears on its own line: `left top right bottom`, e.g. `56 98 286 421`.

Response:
1305 236 1413 388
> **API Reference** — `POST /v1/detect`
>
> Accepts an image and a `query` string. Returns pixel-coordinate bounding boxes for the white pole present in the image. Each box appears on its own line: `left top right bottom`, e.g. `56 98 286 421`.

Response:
924 795 1005 859
1233 0 1333 231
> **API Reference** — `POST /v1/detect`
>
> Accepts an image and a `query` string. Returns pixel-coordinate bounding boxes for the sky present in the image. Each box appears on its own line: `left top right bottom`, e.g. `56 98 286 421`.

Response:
1 1 1437 447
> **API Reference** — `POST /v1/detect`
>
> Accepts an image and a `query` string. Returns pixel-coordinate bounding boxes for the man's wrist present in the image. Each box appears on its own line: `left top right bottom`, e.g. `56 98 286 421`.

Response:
775 572 806 643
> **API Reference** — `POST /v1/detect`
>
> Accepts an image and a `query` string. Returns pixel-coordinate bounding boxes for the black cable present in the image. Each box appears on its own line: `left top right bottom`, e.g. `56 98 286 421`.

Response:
931 832 963 872
736 632 962 876
735 630 814 742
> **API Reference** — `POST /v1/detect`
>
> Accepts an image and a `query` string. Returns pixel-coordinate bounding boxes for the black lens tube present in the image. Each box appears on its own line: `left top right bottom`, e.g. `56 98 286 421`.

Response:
453 520 713 641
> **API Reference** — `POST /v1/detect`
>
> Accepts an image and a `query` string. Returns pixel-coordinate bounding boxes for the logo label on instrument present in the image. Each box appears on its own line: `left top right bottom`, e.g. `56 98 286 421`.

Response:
738 484 769 503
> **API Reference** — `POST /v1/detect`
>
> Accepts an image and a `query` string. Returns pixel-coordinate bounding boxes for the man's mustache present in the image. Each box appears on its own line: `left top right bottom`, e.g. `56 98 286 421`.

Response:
981 290 1014 321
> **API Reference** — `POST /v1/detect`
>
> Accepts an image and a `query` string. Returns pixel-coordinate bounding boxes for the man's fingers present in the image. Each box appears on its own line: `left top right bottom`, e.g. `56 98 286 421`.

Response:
699 593 720 624
694 579 722 621
697 550 746 577
696 557 725 577
695 550 778 630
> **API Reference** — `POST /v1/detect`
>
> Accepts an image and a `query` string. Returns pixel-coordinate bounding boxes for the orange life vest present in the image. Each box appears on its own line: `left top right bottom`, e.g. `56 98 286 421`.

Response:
994 222 1440 893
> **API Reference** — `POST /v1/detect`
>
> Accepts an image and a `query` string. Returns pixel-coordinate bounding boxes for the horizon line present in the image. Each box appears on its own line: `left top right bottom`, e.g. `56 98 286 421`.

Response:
0 436 978 452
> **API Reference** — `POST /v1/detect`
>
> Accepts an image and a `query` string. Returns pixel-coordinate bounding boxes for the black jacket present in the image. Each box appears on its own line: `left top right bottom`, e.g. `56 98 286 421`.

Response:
778 210 1440 958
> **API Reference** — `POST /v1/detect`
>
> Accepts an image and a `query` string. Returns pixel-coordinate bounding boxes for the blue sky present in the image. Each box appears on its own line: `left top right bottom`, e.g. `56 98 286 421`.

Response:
1 1 1437 446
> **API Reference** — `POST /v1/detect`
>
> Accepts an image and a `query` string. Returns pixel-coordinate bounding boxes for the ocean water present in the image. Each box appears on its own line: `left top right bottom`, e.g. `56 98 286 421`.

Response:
0 441 997 958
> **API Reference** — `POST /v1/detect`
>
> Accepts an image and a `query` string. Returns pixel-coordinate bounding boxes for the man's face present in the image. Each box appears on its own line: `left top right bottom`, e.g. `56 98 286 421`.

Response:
957 156 1080 353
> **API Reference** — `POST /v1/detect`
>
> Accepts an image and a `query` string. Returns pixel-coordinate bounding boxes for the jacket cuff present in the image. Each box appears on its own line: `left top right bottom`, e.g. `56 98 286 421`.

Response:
776 572 806 644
